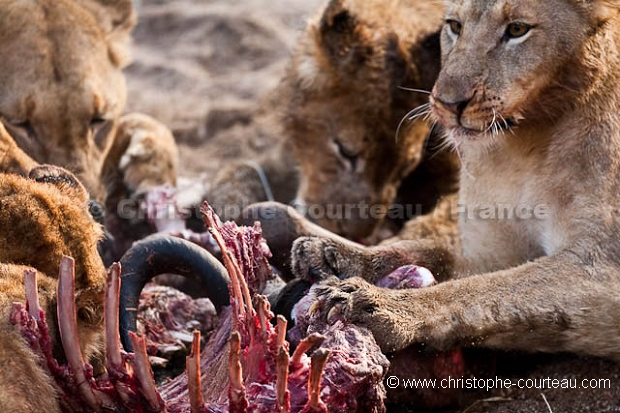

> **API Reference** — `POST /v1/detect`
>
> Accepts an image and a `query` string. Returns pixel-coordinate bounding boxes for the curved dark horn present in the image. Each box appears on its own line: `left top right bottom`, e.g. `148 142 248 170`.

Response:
119 234 230 351
272 278 312 327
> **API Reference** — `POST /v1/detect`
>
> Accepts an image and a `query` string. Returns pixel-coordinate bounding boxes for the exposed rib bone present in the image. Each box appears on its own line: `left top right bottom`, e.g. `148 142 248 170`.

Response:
276 346 290 413
256 295 269 333
304 349 330 412
187 331 205 413
276 316 287 349
104 263 134 406
228 331 248 413
224 251 246 321
203 208 246 320
23 269 40 321
128 332 167 412
57 256 102 411
291 334 325 366
230 256 254 317
105 263 123 369
203 206 256 321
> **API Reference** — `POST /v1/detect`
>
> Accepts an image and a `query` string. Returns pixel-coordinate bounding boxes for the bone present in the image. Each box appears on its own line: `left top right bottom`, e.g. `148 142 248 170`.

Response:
204 203 256 324
227 251 246 320
232 255 254 318
276 346 291 413
304 349 330 412
23 269 40 321
105 263 123 369
102 263 135 406
233 230 259 304
276 315 287 349
228 331 248 412
104 263 133 406
204 205 246 319
128 332 167 412
257 295 269 333
187 331 205 413
57 256 102 411
291 334 325 366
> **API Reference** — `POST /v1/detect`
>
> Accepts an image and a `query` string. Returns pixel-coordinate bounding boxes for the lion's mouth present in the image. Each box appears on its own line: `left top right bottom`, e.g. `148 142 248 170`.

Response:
451 117 517 140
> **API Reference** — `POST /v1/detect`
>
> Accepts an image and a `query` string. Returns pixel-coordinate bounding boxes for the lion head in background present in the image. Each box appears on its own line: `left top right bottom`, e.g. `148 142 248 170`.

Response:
283 0 457 240
0 0 135 201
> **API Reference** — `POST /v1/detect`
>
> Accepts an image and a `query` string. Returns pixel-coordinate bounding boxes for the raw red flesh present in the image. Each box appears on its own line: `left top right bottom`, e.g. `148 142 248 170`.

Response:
11 259 166 412
10 202 390 412
291 264 476 410
160 203 390 412
137 284 218 359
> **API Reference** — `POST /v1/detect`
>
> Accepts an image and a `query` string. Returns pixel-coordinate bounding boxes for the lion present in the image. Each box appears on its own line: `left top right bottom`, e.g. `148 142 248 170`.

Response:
0 0 178 257
0 165 106 412
280 0 458 241
206 0 459 243
261 0 620 360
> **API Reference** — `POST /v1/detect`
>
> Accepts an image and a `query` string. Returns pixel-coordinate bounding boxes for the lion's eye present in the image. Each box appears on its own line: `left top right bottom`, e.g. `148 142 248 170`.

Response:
90 117 113 148
333 138 360 171
90 117 107 127
2 118 36 141
506 22 531 39
447 19 462 36
362 304 377 314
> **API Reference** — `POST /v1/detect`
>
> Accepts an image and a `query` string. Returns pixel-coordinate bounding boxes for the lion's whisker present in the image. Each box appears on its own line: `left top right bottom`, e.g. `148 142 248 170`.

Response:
497 112 516 136
396 103 431 142
497 112 509 130
486 108 497 135
408 108 431 120
398 87 431 95
408 110 431 121
447 130 475 180
423 120 439 156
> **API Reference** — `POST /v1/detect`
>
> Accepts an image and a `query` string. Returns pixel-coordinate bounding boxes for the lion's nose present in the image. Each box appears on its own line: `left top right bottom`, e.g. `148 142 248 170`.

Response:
435 97 471 117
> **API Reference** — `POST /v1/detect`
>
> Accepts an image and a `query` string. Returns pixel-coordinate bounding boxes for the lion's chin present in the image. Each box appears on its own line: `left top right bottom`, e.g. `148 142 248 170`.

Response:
449 126 487 141
449 118 517 143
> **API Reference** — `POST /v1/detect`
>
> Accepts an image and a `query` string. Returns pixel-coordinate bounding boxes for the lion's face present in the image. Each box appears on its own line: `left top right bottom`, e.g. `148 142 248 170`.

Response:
0 0 134 200
285 0 443 240
430 0 604 146
0 165 106 363
288 93 432 240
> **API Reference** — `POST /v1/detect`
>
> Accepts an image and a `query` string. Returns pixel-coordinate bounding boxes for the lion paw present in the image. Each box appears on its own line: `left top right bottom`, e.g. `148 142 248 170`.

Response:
291 237 357 281
116 113 178 197
309 277 413 352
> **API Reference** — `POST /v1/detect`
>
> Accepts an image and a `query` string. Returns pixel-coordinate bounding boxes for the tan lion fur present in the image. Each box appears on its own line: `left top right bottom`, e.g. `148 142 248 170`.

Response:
0 0 178 248
0 166 106 412
283 0 459 240
0 0 131 199
206 0 459 243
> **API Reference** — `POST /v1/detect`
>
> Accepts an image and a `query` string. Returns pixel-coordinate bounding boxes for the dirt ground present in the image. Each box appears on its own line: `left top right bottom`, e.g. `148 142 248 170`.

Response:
392 353 620 413
125 0 322 180
124 1 620 411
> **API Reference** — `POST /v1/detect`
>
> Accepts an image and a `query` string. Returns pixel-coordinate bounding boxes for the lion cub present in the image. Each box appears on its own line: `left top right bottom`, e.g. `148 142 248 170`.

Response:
281 0 458 240
0 0 178 258
208 0 458 243
286 0 620 359
0 165 107 412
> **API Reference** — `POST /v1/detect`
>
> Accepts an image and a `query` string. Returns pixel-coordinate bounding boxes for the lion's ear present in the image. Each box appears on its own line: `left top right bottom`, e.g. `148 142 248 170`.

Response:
29 165 90 205
318 0 373 68
76 0 136 68
590 1 620 25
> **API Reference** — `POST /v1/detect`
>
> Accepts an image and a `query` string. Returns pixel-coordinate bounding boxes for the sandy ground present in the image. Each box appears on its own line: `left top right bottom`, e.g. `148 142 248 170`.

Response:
124 1 620 412
126 0 322 179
